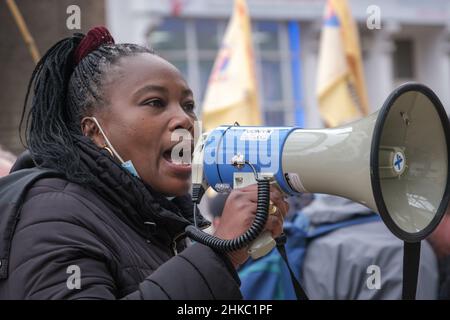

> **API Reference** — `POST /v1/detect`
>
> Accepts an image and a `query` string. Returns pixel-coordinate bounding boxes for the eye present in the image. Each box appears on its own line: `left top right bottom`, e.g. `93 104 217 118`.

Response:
183 101 196 113
142 98 165 108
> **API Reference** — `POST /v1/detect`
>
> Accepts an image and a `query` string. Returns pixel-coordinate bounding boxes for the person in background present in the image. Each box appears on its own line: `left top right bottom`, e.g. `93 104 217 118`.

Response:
0 146 15 177
428 205 450 299
207 191 439 299
301 194 438 299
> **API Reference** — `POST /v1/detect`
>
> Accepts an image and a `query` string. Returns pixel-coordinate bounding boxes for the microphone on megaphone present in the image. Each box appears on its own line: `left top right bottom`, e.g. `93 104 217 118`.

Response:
186 82 450 299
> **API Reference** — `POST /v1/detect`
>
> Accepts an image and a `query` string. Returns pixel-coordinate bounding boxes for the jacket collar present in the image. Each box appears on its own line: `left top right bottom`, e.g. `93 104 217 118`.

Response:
75 135 210 242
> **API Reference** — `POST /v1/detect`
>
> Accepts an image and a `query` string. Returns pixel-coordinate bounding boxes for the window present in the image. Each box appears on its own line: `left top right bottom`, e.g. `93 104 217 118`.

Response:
264 110 285 126
149 18 186 51
195 19 221 50
196 19 224 103
260 59 283 102
393 39 415 83
198 59 215 101
253 21 294 126
255 21 280 51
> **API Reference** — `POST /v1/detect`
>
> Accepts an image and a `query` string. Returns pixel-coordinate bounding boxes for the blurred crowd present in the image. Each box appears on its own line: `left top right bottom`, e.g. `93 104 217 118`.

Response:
204 188 450 300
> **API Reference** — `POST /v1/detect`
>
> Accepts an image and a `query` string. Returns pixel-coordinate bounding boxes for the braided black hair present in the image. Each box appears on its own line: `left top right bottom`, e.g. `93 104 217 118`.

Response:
20 33 154 184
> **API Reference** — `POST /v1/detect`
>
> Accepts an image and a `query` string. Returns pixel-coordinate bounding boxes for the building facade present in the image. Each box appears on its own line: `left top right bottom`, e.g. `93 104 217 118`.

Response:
1 0 449 154
107 0 450 128
0 0 105 154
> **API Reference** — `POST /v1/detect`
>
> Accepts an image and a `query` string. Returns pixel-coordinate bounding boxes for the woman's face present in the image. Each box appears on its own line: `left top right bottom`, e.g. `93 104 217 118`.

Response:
88 53 196 196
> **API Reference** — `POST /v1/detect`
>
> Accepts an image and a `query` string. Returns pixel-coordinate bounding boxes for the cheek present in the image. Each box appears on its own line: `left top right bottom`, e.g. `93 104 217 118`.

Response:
103 109 191 195
127 120 162 164
108 111 164 167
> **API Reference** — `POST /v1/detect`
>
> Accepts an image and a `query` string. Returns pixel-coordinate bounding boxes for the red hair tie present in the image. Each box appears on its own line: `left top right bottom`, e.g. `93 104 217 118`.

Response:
74 26 115 65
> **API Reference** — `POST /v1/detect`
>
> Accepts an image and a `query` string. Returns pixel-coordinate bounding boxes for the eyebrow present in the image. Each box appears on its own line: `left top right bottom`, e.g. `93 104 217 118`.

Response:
133 85 194 99
133 85 169 98
182 88 194 99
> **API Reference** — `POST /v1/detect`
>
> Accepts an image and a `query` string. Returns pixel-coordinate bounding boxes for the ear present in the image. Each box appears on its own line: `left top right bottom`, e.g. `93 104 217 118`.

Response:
80 117 105 148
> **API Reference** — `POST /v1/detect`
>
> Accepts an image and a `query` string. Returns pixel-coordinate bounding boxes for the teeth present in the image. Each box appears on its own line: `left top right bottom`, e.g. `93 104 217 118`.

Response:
165 142 193 165
172 159 191 165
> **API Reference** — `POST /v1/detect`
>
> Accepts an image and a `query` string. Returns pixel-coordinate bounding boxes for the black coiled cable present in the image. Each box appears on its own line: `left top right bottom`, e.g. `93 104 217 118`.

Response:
185 177 270 253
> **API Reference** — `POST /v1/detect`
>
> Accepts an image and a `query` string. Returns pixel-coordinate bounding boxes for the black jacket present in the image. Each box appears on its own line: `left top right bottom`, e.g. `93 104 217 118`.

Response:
0 142 242 300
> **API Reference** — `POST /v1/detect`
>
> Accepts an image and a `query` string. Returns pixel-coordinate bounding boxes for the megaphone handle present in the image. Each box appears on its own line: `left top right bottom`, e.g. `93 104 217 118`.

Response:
248 230 276 259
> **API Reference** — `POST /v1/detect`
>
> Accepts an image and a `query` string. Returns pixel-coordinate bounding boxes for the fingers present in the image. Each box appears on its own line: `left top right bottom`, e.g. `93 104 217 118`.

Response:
227 183 289 219
270 186 289 219
238 183 258 192
228 185 258 203
265 214 284 238
238 184 288 208
267 185 288 238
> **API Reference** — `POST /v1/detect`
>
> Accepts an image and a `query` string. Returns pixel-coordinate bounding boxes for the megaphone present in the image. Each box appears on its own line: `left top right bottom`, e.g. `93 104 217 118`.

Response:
186 83 450 298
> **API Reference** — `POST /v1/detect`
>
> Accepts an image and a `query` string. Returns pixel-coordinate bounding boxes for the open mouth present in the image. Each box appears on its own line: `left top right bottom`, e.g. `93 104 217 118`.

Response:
162 143 193 166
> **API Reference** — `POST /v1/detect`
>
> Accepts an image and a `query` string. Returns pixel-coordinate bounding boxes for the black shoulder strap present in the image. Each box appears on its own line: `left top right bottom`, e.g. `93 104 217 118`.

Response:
402 241 421 300
0 168 62 279
276 234 309 300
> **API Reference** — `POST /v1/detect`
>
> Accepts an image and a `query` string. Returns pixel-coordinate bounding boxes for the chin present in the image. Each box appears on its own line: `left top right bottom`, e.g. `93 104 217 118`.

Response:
162 180 191 197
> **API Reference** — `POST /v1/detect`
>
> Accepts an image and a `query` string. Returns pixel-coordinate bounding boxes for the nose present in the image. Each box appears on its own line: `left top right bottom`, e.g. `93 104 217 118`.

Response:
167 104 195 133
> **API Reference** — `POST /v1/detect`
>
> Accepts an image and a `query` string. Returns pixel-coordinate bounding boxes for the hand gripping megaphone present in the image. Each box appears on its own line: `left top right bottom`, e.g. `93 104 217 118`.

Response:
185 83 450 299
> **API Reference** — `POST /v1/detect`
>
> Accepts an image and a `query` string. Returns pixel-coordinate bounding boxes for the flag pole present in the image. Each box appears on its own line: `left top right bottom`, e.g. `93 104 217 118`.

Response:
6 0 41 64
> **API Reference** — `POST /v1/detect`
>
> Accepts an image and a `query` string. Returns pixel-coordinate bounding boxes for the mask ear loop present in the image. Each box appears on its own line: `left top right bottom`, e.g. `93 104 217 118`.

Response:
88 117 125 164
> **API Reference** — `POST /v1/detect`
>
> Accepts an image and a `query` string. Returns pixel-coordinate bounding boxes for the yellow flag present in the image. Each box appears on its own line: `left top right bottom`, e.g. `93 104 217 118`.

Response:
201 0 262 131
316 0 370 127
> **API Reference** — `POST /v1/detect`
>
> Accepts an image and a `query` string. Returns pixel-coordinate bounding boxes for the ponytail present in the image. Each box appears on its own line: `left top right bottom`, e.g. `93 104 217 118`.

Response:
20 34 84 180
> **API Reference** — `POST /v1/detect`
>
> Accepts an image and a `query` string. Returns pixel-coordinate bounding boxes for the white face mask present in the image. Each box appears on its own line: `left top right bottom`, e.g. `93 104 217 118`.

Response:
88 117 141 178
